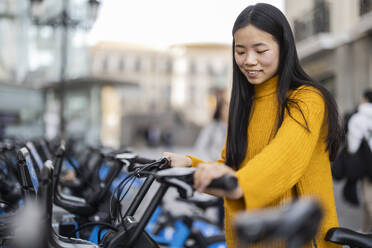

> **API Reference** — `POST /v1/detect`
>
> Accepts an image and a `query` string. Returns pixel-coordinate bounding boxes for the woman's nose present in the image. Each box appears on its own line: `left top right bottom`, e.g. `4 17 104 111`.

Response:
244 53 257 66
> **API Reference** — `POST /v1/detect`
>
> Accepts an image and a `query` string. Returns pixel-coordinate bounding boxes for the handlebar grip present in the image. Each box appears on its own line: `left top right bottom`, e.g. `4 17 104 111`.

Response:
208 175 238 191
134 156 156 164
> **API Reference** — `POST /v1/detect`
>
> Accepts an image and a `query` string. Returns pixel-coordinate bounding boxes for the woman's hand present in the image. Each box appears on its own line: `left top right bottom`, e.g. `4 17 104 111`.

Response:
162 152 192 168
194 163 243 200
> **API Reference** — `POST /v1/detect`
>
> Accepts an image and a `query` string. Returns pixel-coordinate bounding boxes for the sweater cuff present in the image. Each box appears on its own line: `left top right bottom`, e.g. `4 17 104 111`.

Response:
235 168 255 209
185 155 205 167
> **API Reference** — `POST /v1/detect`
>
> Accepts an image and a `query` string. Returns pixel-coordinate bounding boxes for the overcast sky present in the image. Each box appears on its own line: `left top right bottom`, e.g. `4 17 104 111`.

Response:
88 0 284 48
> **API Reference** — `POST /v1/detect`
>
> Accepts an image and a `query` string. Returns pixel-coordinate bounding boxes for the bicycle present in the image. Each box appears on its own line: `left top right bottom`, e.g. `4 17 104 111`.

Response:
16 159 99 248
234 195 372 248
234 197 322 248
101 162 237 248
1 139 234 248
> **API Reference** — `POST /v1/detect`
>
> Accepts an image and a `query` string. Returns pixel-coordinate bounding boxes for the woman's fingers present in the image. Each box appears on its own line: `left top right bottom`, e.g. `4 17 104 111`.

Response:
162 152 172 162
162 152 192 167
194 163 243 199
194 164 207 191
194 163 225 192
202 188 227 198
162 152 172 157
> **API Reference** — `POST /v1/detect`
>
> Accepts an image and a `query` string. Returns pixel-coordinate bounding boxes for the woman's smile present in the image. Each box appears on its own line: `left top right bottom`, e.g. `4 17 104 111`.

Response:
245 69 263 78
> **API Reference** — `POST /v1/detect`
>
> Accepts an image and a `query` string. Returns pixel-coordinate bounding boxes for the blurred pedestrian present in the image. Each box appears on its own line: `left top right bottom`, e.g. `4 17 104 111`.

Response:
194 94 228 161
347 89 372 232
163 3 342 247
146 124 162 147
162 125 174 149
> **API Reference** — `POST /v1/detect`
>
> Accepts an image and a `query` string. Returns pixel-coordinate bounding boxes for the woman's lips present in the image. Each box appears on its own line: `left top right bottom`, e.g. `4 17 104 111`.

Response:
245 70 262 78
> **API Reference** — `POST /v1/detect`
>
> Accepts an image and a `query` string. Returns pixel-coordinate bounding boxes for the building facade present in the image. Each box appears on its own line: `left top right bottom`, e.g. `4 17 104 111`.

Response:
90 42 232 146
286 0 372 114
0 0 44 138
0 0 99 139
1 1 233 147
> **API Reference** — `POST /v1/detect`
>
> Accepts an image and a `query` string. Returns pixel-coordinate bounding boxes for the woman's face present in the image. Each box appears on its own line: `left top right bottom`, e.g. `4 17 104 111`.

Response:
234 25 280 85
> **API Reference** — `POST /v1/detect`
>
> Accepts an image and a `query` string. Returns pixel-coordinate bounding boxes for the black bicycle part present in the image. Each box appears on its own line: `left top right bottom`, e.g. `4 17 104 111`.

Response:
103 184 169 248
0 171 22 207
103 165 234 248
123 158 167 217
102 158 172 248
176 197 221 212
234 198 323 248
155 167 238 199
325 227 372 248
17 147 39 198
53 144 124 218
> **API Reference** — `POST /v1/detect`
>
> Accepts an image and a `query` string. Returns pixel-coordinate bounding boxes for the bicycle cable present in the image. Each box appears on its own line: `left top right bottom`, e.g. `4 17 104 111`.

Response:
109 159 164 228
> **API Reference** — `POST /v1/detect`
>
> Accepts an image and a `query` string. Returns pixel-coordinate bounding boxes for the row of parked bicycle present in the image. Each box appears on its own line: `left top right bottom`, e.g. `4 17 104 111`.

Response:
0 137 371 247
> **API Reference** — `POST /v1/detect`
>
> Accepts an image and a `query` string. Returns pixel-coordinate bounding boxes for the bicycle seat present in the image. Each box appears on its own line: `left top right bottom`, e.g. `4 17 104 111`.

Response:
49 231 99 247
58 192 87 204
54 192 96 217
325 227 372 248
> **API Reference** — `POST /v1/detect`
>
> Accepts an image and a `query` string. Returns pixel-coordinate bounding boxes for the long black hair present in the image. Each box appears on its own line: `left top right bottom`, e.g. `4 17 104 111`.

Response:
225 3 341 169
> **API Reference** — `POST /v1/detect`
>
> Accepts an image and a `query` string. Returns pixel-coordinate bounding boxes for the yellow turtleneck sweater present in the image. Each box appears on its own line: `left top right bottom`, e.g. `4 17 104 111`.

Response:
188 76 340 248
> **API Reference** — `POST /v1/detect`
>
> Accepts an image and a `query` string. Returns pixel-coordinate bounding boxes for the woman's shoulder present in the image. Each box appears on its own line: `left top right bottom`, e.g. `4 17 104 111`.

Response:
288 84 324 104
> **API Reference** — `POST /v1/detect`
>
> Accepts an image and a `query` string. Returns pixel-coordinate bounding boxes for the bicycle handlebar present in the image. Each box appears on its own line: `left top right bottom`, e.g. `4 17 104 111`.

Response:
126 157 168 172
133 156 156 164
156 167 238 191
207 175 238 191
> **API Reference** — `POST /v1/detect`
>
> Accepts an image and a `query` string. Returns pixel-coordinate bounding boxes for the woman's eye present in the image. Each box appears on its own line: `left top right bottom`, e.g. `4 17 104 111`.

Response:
257 50 269 54
236 51 245 55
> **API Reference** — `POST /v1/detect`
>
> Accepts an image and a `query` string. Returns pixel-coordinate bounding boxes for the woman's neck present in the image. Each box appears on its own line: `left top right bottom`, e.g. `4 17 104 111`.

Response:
254 75 279 98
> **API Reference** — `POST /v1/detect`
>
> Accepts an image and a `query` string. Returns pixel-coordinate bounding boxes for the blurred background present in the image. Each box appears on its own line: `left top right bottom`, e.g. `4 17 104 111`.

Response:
0 0 372 231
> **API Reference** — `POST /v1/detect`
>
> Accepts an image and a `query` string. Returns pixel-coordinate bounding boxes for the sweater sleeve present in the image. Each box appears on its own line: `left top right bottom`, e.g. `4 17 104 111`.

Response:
187 146 226 167
234 88 326 209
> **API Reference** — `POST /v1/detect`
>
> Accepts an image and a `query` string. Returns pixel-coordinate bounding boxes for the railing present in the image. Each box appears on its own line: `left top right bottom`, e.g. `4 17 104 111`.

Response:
360 0 372 16
294 1 330 42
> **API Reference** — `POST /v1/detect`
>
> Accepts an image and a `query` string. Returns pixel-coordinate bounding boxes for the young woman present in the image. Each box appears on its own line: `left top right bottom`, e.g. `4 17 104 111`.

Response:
164 3 341 248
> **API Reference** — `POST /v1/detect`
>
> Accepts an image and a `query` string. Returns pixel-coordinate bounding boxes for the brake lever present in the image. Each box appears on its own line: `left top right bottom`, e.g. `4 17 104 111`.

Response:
114 153 137 169
129 157 170 173
154 168 195 198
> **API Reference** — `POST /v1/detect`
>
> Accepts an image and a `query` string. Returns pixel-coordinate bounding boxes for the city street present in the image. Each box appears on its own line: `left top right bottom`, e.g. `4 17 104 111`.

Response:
334 180 363 231
1 1 372 247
